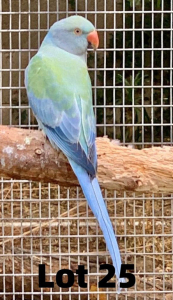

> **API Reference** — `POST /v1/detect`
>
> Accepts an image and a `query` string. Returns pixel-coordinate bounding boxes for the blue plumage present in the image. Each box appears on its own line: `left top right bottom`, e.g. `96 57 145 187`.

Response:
25 15 124 290
69 158 123 282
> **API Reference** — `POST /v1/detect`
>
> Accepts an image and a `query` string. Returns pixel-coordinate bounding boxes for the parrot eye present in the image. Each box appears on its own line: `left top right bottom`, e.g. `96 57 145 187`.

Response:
74 28 82 36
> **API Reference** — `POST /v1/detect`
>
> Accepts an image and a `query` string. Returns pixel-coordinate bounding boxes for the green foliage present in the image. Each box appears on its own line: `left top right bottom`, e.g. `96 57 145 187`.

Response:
127 0 161 9
115 72 151 142
69 0 76 10
95 2 171 144
127 0 141 7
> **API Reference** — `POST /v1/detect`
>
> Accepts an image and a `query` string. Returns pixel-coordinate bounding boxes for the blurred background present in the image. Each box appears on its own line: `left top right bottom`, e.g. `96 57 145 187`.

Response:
0 0 173 299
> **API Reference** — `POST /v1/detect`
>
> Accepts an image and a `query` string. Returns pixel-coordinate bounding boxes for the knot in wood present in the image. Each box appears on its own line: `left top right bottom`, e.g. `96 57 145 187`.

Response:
35 148 43 155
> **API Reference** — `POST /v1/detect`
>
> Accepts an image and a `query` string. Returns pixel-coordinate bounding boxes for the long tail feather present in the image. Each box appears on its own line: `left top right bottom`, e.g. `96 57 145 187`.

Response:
69 158 124 289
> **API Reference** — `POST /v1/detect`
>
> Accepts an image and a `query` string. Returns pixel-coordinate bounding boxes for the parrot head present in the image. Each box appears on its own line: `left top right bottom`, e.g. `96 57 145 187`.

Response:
45 15 99 56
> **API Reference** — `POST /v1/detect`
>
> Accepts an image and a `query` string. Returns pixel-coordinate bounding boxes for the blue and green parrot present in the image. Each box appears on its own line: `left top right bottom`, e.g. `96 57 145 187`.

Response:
25 15 124 288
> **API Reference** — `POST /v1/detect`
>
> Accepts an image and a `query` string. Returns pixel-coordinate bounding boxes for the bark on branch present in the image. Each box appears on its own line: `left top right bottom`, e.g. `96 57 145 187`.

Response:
0 125 173 193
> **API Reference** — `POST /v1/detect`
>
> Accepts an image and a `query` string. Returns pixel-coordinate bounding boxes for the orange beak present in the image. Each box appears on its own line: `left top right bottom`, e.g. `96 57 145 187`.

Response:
87 30 99 50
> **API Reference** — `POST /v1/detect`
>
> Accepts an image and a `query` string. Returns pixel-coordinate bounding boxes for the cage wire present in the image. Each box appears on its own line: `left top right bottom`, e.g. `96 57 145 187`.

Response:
0 0 173 299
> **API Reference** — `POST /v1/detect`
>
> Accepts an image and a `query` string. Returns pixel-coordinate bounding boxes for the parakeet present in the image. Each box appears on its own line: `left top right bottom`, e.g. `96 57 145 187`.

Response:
25 15 124 288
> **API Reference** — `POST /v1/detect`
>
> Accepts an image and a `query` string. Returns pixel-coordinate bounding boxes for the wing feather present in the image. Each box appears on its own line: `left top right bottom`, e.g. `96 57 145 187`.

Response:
25 50 97 176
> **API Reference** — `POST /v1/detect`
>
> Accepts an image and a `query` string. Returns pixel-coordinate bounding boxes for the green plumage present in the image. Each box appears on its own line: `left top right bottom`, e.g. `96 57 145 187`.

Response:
25 16 124 288
27 45 91 104
26 41 96 168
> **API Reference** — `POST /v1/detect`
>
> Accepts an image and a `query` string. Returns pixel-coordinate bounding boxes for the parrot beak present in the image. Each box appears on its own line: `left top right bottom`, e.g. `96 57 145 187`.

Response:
87 30 99 50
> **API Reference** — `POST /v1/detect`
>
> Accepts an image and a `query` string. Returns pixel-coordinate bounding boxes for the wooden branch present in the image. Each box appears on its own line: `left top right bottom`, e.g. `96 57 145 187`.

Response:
0 125 173 193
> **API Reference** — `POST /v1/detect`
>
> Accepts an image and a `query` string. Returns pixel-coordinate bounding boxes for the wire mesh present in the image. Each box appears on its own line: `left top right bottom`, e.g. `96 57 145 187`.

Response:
0 0 173 299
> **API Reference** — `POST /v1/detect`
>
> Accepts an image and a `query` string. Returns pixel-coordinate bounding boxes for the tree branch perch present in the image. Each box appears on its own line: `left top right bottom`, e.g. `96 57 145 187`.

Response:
0 125 173 193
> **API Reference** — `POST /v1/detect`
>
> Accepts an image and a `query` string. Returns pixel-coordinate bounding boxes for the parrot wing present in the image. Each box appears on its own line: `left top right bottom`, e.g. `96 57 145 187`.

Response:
25 52 97 177
25 46 124 290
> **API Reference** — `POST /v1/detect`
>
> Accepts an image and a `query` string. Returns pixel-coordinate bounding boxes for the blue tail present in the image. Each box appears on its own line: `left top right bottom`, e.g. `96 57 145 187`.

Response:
69 158 124 290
